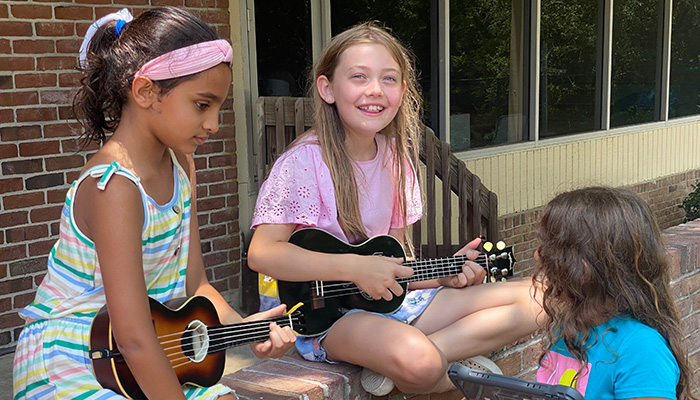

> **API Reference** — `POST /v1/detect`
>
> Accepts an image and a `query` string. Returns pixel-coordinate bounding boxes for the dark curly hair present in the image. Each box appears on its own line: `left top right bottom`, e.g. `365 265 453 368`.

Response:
72 7 220 146
533 186 694 399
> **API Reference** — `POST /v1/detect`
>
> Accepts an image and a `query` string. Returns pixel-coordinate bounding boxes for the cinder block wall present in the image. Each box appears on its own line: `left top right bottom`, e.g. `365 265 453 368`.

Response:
0 1 240 354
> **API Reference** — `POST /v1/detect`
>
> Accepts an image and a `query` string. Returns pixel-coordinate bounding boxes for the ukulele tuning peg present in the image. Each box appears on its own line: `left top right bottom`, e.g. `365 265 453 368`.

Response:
489 254 497 261
483 241 493 252
490 267 498 274
496 241 506 251
501 268 510 276
490 276 497 283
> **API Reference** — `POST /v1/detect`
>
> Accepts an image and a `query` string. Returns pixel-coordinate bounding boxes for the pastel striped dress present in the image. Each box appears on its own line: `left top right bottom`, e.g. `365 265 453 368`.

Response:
13 154 233 399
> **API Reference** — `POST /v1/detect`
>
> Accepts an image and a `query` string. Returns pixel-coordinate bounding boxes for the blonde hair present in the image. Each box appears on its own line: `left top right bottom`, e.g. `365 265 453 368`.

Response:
306 21 423 243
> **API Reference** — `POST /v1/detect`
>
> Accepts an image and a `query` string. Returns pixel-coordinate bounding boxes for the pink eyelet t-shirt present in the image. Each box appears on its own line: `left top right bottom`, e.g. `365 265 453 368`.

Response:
251 134 422 242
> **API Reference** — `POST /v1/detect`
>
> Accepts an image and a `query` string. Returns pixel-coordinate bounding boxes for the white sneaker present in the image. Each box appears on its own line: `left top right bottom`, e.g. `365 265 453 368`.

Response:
456 355 502 374
361 367 395 396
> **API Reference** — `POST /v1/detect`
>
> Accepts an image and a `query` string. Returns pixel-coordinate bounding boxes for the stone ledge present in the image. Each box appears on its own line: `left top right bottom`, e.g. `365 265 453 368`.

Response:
221 353 466 399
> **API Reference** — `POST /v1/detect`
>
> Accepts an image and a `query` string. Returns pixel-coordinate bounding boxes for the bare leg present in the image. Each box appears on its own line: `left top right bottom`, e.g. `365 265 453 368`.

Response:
322 312 448 394
412 279 545 361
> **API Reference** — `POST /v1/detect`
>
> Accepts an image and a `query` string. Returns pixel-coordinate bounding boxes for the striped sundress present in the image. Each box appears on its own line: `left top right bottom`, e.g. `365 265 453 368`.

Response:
12 152 233 400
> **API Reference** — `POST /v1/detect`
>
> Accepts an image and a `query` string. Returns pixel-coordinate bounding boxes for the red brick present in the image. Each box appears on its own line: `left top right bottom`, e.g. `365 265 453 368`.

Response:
45 154 84 171
13 292 37 309
55 6 93 20
0 177 23 194
0 56 34 72
0 211 28 229
44 122 81 139
0 39 11 54
152 0 185 6
58 72 82 88
47 188 69 204
2 191 45 210
56 38 82 54
0 4 8 18
0 144 18 159
0 109 14 124
29 205 63 223
35 22 75 37
0 125 41 141
37 56 77 71
0 91 38 107
185 0 217 7
29 238 57 257
7 224 49 243
15 73 57 88
0 21 33 36
208 154 234 168
13 39 55 54
75 0 112 5
19 140 60 157
11 4 53 19
0 312 24 330
40 89 77 105
1 159 43 176
16 107 57 122
0 245 26 263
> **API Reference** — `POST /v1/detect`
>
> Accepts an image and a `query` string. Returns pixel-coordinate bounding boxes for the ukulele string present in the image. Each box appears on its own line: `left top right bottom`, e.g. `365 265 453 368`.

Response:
156 315 300 365
300 254 497 301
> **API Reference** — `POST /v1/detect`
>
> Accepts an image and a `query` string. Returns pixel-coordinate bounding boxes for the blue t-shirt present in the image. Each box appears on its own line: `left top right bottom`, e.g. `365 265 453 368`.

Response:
536 316 679 399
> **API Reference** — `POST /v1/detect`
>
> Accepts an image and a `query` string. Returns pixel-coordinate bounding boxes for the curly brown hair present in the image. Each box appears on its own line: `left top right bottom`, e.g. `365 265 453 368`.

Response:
533 186 694 399
72 7 220 146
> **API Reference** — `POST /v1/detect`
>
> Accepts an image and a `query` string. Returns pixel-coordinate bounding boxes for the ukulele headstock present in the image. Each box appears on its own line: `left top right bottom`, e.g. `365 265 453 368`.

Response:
481 240 515 282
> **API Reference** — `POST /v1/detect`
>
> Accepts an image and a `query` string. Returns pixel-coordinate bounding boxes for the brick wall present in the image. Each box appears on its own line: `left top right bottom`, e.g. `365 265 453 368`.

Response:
0 1 239 354
500 169 700 278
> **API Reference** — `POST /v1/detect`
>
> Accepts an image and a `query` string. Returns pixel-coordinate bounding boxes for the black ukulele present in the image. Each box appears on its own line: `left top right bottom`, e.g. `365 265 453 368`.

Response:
277 228 514 336
89 296 305 399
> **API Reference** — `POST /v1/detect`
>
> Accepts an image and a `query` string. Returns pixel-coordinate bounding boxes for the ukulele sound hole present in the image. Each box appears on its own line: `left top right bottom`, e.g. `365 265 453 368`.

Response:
181 320 209 363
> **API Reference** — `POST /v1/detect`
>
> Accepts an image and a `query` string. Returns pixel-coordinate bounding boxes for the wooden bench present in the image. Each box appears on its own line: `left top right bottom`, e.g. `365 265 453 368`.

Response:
242 95 499 314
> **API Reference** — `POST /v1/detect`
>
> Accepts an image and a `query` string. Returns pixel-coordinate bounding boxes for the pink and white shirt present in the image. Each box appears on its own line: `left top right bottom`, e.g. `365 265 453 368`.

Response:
251 134 422 242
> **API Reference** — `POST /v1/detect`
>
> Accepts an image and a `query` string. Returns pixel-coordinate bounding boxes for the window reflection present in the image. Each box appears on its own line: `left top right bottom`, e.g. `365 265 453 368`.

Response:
670 0 700 119
610 0 661 128
331 1 432 126
449 0 525 151
539 0 598 138
255 0 312 97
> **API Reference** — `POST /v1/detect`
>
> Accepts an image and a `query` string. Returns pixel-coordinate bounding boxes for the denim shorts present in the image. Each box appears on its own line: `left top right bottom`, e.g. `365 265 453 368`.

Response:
296 288 439 363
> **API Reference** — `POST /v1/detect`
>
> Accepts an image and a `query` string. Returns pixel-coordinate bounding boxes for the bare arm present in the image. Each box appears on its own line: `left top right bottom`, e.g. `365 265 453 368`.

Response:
248 223 414 301
180 154 295 358
78 176 188 400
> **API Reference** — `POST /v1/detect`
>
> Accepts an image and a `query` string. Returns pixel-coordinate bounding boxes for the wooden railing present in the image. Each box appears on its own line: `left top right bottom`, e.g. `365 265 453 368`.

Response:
242 96 500 313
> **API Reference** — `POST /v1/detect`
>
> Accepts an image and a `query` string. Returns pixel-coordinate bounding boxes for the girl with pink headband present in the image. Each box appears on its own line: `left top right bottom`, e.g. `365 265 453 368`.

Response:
13 7 295 400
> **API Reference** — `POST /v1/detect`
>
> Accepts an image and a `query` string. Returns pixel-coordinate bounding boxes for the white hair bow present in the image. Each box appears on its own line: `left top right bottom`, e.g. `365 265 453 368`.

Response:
78 8 133 67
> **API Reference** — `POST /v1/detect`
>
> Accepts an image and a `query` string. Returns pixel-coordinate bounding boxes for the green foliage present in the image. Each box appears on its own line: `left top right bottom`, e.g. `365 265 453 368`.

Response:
679 182 700 222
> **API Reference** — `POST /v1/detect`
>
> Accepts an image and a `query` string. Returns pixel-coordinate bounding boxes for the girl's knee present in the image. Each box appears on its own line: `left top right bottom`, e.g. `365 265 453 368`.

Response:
393 337 445 383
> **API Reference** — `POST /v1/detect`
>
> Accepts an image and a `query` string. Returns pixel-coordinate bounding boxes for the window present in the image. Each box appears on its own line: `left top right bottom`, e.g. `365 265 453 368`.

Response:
670 0 700 119
449 0 526 151
610 0 662 128
539 0 599 137
254 0 312 97
248 0 699 155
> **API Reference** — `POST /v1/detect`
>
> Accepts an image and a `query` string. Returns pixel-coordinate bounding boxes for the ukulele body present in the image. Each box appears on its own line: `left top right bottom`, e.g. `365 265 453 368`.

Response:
89 296 225 399
277 228 408 336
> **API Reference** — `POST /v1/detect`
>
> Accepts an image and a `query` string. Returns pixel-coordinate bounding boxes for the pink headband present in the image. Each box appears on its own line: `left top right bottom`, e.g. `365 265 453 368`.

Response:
134 39 233 80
